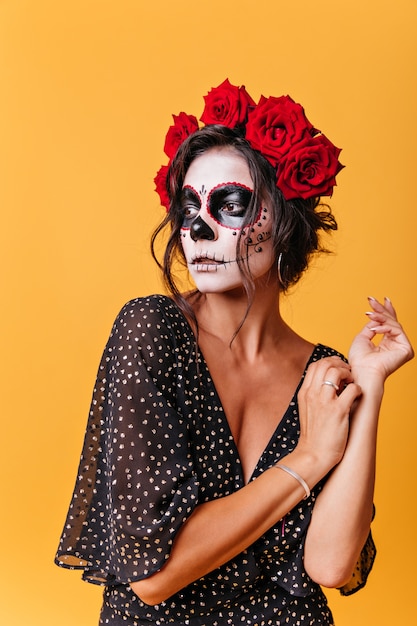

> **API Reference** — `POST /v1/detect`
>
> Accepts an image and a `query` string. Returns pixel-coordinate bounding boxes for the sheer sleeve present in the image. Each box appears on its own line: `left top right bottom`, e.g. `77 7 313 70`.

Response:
338 508 377 596
55 297 199 585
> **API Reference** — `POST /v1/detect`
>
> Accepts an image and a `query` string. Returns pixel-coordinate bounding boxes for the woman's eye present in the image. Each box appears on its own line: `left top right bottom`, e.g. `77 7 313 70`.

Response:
221 201 246 216
182 205 199 219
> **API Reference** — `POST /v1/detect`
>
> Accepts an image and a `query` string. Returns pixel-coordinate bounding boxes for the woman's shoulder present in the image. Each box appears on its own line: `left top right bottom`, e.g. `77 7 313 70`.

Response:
114 294 184 322
311 343 347 362
109 294 193 344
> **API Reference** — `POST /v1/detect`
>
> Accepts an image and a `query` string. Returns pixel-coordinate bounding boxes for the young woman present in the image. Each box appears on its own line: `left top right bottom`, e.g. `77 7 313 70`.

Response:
56 80 413 625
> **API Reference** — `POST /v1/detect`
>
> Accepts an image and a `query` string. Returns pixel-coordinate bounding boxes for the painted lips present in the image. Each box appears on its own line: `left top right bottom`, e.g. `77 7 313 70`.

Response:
192 256 223 265
190 254 236 267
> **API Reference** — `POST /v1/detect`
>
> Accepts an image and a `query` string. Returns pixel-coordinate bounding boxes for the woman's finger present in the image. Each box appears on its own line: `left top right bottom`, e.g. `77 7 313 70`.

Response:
368 296 397 320
319 365 354 393
382 296 397 318
302 356 352 389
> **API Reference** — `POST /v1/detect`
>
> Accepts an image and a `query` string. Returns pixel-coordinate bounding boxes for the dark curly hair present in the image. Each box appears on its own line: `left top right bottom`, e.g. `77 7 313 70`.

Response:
151 125 337 327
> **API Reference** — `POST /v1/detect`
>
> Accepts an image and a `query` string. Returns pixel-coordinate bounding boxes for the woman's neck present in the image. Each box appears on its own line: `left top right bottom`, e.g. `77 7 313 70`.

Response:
190 281 294 362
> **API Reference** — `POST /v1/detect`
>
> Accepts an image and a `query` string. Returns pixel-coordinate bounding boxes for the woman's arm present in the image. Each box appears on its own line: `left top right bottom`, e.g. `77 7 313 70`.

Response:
131 358 361 605
304 297 413 587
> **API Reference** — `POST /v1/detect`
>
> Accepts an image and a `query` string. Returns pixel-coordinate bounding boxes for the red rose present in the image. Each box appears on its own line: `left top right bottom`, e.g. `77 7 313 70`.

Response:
154 164 170 211
245 95 314 165
276 134 344 200
164 112 199 159
200 78 255 127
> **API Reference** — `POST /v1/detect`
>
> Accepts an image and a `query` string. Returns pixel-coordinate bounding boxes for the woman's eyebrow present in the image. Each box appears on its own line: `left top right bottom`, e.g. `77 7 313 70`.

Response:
181 186 201 206
209 184 253 206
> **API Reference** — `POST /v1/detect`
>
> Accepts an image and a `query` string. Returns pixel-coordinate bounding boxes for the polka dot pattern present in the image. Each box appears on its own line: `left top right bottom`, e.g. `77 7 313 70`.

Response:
55 295 375 624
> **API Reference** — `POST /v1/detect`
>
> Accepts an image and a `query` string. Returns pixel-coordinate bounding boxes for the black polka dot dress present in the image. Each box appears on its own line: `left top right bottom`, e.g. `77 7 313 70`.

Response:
55 296 375 625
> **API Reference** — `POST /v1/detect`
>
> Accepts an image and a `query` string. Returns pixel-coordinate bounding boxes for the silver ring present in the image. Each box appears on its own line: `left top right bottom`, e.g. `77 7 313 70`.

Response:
322 380 339 391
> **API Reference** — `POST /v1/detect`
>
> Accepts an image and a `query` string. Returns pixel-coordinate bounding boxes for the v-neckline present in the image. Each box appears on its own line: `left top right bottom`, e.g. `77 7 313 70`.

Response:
165 295 320 486
197 342 321 485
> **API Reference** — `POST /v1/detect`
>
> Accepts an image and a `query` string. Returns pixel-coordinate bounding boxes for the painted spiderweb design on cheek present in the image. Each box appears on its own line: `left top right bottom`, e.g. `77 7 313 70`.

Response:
242 207 272 253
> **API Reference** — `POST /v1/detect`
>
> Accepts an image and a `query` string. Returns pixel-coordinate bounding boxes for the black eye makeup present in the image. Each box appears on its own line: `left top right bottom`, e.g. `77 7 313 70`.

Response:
181 183 256 230
180 187 201 226
208 184 254 228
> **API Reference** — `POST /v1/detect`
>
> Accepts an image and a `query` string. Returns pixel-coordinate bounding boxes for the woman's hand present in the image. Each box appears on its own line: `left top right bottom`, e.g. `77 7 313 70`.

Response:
296 356 362 472
348 297 414 384
304 298 412 587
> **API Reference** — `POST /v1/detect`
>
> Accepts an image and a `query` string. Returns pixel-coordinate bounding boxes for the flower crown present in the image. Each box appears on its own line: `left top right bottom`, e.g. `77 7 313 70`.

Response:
154 79 343 211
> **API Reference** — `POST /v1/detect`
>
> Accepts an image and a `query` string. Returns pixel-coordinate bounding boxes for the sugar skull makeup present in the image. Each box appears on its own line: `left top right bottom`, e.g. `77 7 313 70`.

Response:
181 183 255 234
180 148 275 294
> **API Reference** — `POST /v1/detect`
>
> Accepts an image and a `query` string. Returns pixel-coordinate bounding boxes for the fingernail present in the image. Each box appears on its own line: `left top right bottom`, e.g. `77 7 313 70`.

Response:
384 296 391 303
368 296 376 301
365 311 374 316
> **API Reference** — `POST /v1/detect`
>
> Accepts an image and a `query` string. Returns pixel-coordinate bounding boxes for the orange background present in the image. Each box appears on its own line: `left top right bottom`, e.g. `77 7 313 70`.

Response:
1 1 416 624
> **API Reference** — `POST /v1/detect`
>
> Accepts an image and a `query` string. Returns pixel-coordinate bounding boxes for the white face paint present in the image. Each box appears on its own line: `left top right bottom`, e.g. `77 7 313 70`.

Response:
180 148 275 294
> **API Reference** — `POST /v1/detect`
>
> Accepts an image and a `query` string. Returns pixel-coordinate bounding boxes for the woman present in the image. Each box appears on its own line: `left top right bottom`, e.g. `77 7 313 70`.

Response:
56 80 413 625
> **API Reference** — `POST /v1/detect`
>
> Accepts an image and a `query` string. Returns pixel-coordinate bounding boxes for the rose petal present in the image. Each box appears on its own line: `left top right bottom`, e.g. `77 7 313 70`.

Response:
154 164 170 211
245 95 314 163
276 134 343 200
164 112 199 159
200 78 255 127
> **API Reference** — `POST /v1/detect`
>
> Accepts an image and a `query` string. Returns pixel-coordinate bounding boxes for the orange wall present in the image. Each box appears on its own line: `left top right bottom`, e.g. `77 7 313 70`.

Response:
1 1 416 624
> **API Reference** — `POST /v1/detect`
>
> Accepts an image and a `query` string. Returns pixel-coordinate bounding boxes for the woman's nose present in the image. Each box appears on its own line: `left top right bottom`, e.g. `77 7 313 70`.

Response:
190 216 216 241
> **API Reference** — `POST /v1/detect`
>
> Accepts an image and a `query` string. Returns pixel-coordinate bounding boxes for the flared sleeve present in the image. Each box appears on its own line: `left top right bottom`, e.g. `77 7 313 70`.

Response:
338 509 376 596
55 296 199 585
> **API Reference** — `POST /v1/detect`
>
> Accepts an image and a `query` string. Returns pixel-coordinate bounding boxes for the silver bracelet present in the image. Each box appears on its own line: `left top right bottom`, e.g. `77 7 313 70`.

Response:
274 463 311 499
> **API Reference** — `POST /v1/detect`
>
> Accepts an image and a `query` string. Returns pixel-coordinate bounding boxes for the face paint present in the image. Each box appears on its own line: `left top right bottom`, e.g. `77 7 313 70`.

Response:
181 183 256 231
208 183 256 227
180 148 275 294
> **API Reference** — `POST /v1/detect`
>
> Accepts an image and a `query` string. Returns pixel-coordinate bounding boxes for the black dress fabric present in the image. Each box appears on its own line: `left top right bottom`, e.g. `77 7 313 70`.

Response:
55 295 375 625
